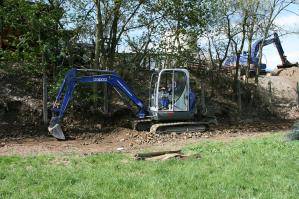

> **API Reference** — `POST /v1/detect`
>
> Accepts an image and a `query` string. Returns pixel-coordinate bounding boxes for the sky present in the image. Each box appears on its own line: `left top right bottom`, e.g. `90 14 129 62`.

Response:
263 3 299 71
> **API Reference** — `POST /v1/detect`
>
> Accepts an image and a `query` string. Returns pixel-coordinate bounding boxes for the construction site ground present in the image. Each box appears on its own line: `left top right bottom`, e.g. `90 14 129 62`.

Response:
0 65 298 156
0 120 293 156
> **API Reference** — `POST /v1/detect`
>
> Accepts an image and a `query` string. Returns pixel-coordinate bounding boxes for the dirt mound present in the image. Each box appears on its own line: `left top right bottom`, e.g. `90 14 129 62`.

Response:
257 67 299 119
259 76 297 102
273 66 299 80
270 67 299 98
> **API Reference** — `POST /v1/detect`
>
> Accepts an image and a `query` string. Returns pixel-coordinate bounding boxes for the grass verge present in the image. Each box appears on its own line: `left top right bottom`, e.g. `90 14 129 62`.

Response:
0 133 298 198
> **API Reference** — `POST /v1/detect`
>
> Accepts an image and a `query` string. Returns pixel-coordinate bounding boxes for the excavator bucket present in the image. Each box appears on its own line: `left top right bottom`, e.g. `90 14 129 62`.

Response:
48 117 65 140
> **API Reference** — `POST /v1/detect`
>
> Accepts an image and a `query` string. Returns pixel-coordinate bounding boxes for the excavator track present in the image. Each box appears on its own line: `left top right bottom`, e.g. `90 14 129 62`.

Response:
132 119 152 131
150 121 209 134
134 117 217 134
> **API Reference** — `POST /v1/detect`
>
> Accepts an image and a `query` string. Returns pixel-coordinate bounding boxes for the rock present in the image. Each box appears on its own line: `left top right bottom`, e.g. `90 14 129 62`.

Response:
94 124 102 129
92 138 98 144
0 142 5 147
171 132 177 138
117 147 125 151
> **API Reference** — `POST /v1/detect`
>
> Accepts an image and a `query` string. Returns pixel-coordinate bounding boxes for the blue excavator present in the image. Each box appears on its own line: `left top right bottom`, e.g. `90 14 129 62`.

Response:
224 32 298 73
48 68 217 140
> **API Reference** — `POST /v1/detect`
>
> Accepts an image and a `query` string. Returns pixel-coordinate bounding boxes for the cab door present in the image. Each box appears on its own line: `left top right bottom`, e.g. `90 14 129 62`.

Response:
173 70 189 111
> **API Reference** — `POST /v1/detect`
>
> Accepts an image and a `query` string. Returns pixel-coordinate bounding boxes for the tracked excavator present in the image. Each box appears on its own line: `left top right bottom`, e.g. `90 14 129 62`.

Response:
224 32 298 74
48 68 217 140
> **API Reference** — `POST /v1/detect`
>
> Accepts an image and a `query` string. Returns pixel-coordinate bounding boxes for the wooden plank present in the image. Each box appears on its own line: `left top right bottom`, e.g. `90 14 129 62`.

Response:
135 150 181 160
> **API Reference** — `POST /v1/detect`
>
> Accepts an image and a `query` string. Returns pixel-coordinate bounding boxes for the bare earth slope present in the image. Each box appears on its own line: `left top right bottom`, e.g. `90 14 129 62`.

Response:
259 67 299 119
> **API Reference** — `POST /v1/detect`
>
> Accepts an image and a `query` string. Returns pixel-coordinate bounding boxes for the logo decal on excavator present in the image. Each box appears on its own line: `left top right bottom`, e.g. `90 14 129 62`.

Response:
93 77 107 82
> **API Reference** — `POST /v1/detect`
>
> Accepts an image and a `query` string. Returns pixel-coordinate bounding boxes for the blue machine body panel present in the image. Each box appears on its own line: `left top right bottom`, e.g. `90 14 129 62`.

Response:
189 90 196 112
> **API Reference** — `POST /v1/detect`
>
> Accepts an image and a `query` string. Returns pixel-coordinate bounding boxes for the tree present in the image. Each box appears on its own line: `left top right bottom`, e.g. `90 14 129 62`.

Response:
1 0 67 124
144 0 210 68
93 0 144 69
204 0 236 70
245 0 260 81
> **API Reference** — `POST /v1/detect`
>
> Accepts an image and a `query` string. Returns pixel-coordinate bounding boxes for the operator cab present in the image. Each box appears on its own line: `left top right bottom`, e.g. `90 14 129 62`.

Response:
149 68 196 121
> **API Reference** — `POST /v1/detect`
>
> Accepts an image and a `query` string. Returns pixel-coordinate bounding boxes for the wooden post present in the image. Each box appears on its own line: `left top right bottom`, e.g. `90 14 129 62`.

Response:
103 67 109 114
42 70 48 124
268 80 272 104
237 69 242 114
0 11 3 49
200 80 207 115
103 83 109 114
237 79 241 113
39 28 48 125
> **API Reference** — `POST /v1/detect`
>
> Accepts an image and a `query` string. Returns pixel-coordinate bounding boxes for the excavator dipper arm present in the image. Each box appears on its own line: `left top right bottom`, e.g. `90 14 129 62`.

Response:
251 33 297 68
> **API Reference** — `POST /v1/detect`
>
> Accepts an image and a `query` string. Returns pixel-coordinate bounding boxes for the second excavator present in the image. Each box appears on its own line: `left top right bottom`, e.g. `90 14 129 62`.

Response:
224 32 298 74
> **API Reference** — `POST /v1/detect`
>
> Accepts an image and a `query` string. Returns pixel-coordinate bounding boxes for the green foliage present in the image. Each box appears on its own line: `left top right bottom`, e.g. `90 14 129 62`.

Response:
0 134 298 198
153 0 209 30
1 0 65 71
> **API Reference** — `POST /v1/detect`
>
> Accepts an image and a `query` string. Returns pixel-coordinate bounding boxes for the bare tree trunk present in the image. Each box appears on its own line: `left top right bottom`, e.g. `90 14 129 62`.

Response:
38 26 48 125
237 73 241 114
235 54 242 114
200 80 207 115
94 0 103 69
103 83 109 114
0 10 3 49
247 33 253 82
94 0 110 114
42 73 48 124
233 40 246 116
255 2 276 85
235 12 248 115
255 45 262 85
107 3 120 68
42 55 48 124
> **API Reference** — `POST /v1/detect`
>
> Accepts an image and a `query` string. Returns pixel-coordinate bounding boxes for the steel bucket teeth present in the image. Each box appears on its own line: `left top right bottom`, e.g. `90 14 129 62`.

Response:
48 123 65 140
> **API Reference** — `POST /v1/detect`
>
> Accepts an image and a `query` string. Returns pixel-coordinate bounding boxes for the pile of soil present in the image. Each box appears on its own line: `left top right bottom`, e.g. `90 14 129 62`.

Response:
258 67 299 119
274 66 299 80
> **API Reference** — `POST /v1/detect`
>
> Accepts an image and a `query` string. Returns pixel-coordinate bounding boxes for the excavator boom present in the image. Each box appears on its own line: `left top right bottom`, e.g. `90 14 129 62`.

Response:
49 68 146 140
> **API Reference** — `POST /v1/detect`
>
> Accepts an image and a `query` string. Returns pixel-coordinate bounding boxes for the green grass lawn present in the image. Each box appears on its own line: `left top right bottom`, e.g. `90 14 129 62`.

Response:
0 134 298 198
